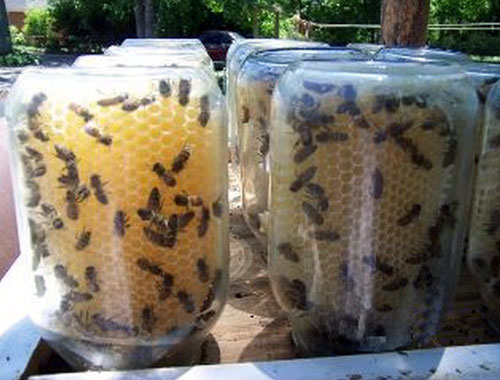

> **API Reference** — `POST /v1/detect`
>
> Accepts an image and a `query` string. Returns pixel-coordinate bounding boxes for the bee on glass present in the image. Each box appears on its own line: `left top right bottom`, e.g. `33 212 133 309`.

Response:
171 144 191 174
114 210 130 237
97 94 128 107
85 266 100 292
198 95 210 127
197 206 210 237
159 80 172 98
178 79 192 106
75 228 91 250
90 174 109 205
152 162 176 187
69 103 93 122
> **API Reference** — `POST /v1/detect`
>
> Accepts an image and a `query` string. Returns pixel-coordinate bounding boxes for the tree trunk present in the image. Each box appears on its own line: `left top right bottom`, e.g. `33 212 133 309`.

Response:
252 5 259 37
0 0 11 54
134 0 146 38
274 10 280 38
144 0 155 38
380 0 430 47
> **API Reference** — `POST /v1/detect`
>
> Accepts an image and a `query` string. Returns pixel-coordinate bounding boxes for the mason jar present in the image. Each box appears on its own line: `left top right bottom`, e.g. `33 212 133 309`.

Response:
374 47 472 64
226 39 327 157
5 66 228 370
237 47 368 244
121 38 206 51
268 61 478 355
467 80 500 332
104 46 214 70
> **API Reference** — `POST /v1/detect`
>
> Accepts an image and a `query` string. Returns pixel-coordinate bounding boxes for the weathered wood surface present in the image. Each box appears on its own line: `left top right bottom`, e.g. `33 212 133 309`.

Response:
381 0 430 47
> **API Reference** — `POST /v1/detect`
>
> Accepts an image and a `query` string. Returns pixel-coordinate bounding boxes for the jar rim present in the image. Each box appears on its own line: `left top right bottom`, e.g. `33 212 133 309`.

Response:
289 60 466 78
248 47 367 65
374 47 472 63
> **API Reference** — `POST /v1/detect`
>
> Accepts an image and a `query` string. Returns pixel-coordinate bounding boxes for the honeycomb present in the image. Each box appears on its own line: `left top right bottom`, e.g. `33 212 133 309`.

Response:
468 80 500 332
7 69 228 366
267 63 477 354
236 49 367 244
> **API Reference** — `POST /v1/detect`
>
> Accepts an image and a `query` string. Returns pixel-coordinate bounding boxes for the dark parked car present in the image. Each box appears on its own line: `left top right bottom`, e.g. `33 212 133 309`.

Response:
200 31 243 65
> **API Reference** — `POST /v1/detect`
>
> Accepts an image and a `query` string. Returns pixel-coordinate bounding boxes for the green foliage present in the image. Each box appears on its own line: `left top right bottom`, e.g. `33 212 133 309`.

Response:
9 26 26 46
0 45 40 66
23 7 54 41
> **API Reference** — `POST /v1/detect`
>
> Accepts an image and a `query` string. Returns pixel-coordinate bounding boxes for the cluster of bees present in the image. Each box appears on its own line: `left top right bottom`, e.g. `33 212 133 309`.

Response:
14 77 222 340
269 77 463 351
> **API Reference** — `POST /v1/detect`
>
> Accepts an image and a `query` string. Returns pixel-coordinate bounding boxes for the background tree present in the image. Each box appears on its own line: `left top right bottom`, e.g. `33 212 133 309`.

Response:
0 0 11 54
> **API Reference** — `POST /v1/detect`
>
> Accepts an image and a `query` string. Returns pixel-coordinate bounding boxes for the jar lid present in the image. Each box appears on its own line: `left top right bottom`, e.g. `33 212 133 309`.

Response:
73 54 206 69
121 38 205 49
250 47 368 65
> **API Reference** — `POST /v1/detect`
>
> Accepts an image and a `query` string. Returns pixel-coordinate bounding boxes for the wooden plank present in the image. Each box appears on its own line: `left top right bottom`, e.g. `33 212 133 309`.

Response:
29 344 500 380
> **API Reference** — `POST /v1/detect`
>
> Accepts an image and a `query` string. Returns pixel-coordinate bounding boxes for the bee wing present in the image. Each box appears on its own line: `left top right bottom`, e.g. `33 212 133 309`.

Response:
147 187 161 211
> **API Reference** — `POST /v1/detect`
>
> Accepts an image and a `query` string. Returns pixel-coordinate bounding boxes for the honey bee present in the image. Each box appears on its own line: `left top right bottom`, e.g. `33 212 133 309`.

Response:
27 92 47 118
17 130 30 143
382 277 408 292
372 92 400 114
302 80 335 94
26 180 41 207
317 195 329 212
197 258 209 283
54 144 76 163
295 124 313 146
75 228 91 250
76 184 91 202
25 146 43 161
40 203 64 229
34 275 46 297
277 242 299 263
85 266 100 292
178 79 192 106
276 276 307 310
158 273 174 300
98 134 113 146
141 305 158 334
302 201 324 225
159 79 172 98
212 194 223 218
152 162 176 187
138 188 167 226
338 84 357 102
362 255 394 276
413 265 433 289
393 135 433 170
140 96 156 107
177 290 195 313
90 174 108 205
69 103 93 122
178 210 196 230
289 166 317 193
136 257 163 276
114 210 130 237
315 131 349 143
121 99 141 112
60 291 93 312
241 106 250 123
309 229 340 242
33 129 50 142
397 204 422 227
293 144 317 164
197 206 210 237
54 264 79 288
65 190 79 220
171 144 191 173
371 167 383 199
83 123 113 146
97 94 128 107
200 285 215 313
198 95 210 127
92 313 138 336
21 154 46 178
143 226 176 248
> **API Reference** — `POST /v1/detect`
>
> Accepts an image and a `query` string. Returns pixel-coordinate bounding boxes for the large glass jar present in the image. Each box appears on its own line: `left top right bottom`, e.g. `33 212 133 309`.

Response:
467 80 500 332
5 67 228 370
237 47 368 244
374 47 472 64
226 39 327 156
104 46 214 70
121 38 206 51
268 61 478 355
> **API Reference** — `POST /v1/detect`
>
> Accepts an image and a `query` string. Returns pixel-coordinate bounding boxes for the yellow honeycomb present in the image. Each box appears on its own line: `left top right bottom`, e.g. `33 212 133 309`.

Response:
9 71 228 349
268 70 476 352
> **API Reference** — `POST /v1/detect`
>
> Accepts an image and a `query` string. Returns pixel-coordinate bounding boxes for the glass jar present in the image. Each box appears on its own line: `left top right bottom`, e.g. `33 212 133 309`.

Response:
237 47 368 244
268 61 478 355
226 39 327 156
467 80 500 332
346 43 384 56
104 46 214 70
374 47 472 64
5 67 228 370
121 38 206 51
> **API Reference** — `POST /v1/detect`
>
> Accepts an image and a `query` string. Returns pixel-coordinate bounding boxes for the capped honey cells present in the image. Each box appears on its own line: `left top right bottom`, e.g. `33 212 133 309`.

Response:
6 67 228 369
268 61 477 355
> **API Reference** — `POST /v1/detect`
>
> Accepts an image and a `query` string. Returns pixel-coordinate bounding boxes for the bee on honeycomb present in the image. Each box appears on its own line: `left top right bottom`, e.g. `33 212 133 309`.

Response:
268 61 478 355
5 67 228 370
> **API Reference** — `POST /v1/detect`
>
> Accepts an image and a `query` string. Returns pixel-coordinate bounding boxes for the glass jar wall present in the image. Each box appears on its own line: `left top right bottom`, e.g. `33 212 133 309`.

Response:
5 67 228 370
374 47 472 64
237 47 368 244
268 61 478 355
467 80 500 332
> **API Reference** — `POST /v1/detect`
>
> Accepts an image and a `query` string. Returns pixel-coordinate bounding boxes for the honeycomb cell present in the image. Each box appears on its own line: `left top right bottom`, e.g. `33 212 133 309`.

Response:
5 67 228 370
268 61 478 355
